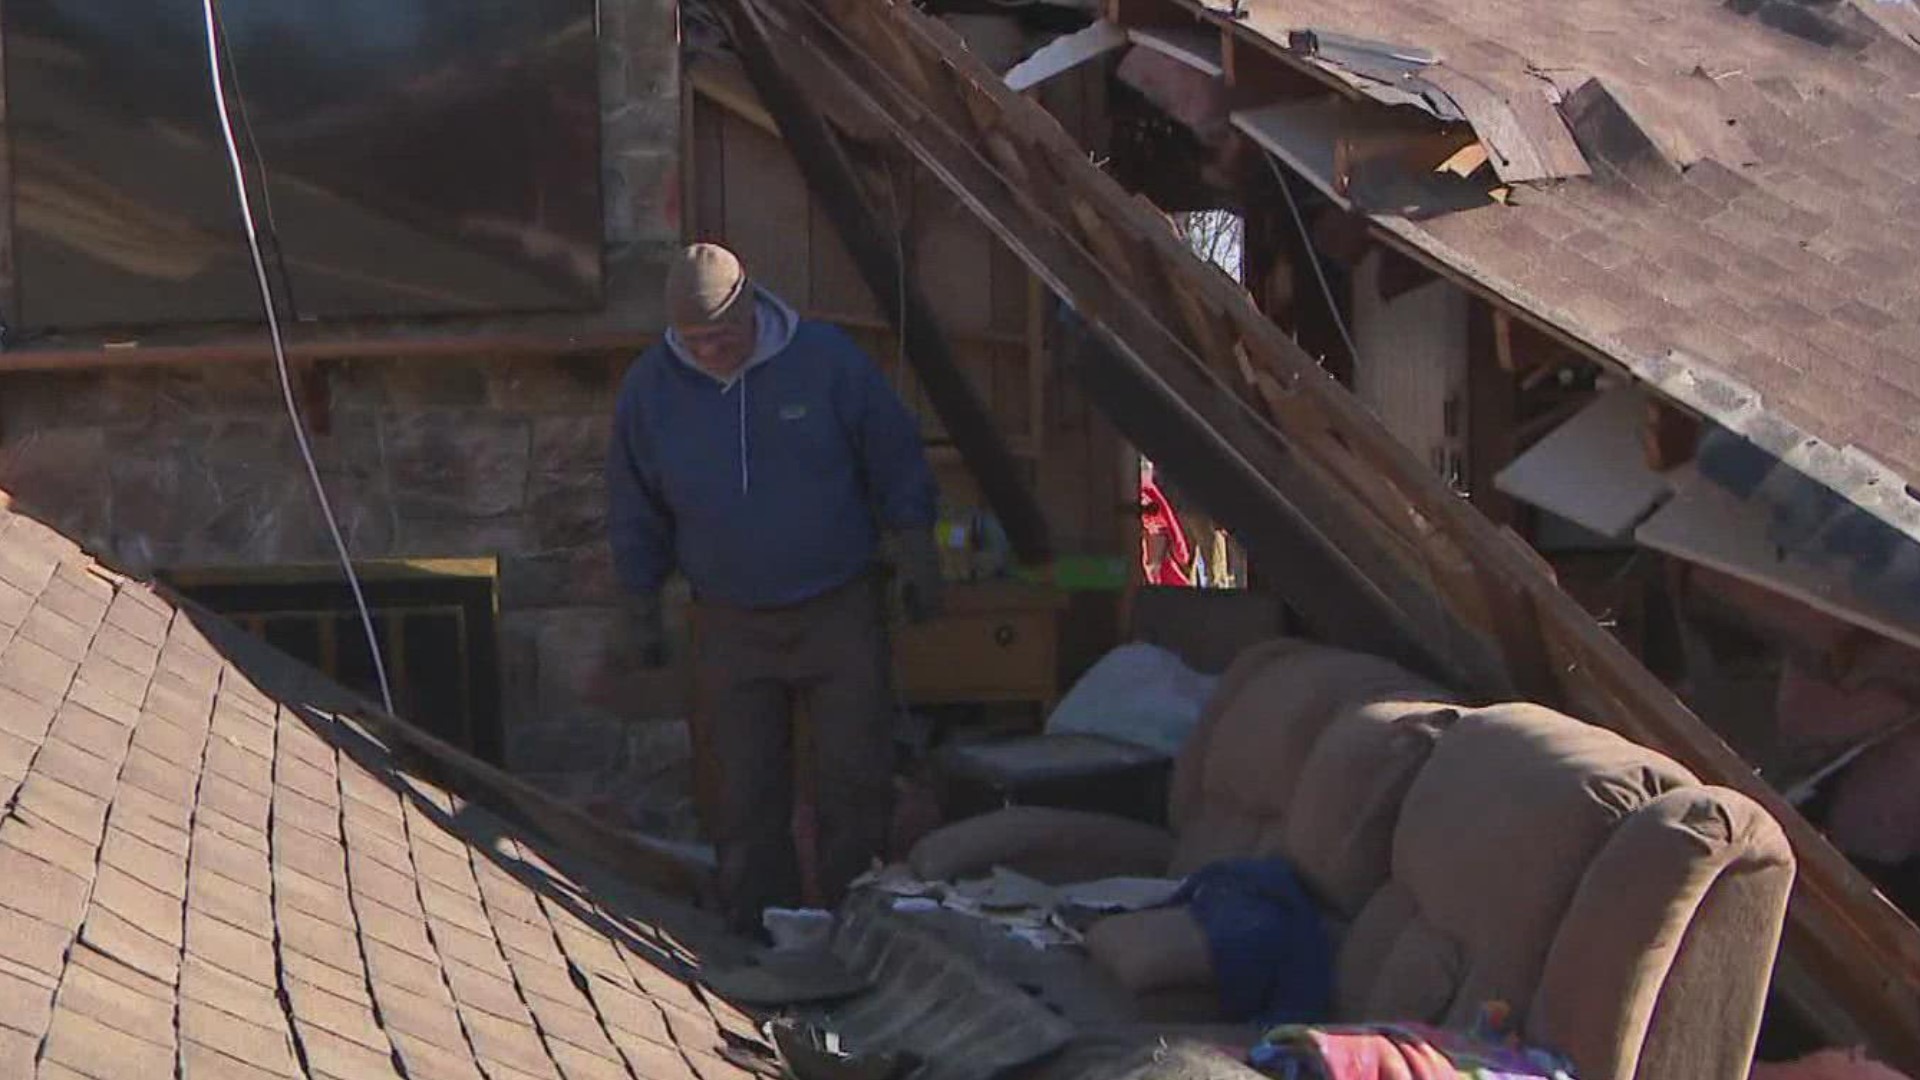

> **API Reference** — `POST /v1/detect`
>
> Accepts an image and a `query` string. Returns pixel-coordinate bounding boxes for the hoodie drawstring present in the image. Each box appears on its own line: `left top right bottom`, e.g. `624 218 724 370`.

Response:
737 375 750 494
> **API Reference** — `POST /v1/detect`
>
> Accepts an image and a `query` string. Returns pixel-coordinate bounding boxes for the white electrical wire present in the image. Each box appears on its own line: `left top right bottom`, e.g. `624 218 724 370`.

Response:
200 0 396 715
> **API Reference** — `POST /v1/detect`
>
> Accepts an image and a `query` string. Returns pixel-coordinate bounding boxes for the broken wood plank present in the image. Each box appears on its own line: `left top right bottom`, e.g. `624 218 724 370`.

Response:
718 0 1053 563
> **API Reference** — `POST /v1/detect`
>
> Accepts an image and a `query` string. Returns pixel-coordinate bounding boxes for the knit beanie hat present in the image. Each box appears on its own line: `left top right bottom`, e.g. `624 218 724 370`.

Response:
666 243 753 327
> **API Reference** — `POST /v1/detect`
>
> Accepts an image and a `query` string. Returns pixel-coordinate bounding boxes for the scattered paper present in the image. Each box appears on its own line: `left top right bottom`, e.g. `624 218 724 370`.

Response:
1057 876 1184 913
762 907 835 953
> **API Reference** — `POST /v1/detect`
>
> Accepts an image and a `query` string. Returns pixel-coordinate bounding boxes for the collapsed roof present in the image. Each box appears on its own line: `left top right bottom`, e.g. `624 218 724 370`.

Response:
709 0 1920 1067
1183 0 1920 567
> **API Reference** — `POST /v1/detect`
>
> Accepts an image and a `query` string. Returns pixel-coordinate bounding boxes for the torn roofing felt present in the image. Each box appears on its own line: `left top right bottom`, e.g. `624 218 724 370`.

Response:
0 498 759 1080
1200 0 1920 551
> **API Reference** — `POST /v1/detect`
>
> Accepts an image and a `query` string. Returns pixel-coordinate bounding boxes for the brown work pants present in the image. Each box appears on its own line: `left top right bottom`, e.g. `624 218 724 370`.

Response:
690 576 893 935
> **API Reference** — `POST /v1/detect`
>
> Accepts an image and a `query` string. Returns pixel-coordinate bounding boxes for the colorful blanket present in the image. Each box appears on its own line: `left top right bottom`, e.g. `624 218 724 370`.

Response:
1248 1004 1576 1080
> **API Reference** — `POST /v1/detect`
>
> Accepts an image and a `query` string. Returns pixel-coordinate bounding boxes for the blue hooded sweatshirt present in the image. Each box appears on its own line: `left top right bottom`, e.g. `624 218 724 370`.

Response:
606 287 939 610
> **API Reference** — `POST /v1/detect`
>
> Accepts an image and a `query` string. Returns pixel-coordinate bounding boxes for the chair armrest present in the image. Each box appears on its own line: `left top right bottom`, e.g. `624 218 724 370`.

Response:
909 806 1176 884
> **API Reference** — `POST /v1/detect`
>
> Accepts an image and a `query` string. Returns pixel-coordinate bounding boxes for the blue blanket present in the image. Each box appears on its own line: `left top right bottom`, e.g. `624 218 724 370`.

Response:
1175 858 1333 1026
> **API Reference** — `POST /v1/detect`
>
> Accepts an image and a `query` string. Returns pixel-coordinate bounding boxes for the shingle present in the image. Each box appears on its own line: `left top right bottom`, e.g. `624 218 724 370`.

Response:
281 948 369 1005
43 1007 176 1080
102 597 169 648
58 946 176 1047
197 803 271 855
391 1031 489 1080
81 905 182 987
67 668 147 721
181 1039 302 1080
132 713 209 768
32 734 123 793
185 908 277 987
532 995 623 1061
0 962 55 1037
432 921 512 979
0 636 76 705
193 827 274 894
103 825 188 898
276 756 340 806
375 981 470 1052
356 896 437 962
554 1039 646 1080
188 865 272 931
299 1023 406 1080
464 1009 556 1077
270 785 340 840
275 865 356 929
206 739 273 794
0 683 56 743
447 962 534 1024
93 865 185 947
0 729 36 782
286 977 388 1052
344 818 416 875
86 624 159 677
365 940 447 998
609 1026 693 1080
0 580 31 630
489 915 558 961
121 744 201 805
181 1000 303 1078
278 905 366 974
274 826 348 887
183 954 293 1031
421 885 495 938
20 604 94 663
0 852 86 940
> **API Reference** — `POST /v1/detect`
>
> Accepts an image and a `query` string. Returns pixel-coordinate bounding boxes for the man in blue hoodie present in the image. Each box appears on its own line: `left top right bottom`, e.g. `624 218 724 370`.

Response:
607 244 943 933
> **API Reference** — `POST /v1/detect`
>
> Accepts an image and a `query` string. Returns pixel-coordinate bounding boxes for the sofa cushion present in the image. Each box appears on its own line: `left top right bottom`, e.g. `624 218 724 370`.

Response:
1168 644 1452 890
1085 907 1214 997
908 806 1176 885
1337 704 1699 1032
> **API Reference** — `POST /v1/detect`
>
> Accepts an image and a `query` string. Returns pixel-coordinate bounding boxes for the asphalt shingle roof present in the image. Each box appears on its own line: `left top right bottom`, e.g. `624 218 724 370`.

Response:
1218 0 1920 527
0 500 756 1080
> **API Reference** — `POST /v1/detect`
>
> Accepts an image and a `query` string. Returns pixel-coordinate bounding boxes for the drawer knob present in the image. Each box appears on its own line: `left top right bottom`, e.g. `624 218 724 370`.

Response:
994 624 1017 647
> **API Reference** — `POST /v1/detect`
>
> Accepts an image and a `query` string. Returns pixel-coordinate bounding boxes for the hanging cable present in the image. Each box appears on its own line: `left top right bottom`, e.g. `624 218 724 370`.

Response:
1264 154 1361 372
200 0 395 715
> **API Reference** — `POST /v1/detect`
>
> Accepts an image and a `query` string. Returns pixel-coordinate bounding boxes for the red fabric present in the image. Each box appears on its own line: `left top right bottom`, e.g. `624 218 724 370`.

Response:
1140 478 1194 587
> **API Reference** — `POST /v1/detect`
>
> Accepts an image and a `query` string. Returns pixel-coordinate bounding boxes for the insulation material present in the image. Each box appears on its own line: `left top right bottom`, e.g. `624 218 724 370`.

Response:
1495 387 1671 539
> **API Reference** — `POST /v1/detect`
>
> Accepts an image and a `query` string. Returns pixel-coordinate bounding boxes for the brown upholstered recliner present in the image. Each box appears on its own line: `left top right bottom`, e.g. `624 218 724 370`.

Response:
907 641 1796 1080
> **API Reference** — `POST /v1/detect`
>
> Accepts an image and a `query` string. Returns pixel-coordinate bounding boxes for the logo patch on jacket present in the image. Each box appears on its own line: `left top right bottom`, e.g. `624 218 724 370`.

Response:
779 403 809 421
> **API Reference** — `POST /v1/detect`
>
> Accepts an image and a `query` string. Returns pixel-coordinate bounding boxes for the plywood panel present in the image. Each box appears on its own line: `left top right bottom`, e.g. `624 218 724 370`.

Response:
916 207 995 336
718 112 812 301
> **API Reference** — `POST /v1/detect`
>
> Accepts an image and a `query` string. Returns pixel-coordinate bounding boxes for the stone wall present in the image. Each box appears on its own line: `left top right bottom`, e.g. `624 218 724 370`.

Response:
0 0 696 836
0 356 698 838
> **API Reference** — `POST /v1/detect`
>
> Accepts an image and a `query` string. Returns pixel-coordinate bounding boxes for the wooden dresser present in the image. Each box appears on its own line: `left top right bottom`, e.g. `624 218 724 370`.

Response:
893 583 1066 711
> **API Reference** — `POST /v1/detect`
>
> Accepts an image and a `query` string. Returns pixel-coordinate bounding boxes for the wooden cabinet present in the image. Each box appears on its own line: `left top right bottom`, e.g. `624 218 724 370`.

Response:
893 584 1065 709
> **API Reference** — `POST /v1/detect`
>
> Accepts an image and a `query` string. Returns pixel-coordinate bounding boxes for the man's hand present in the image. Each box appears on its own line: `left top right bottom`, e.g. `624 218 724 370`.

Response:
623 591 669 668
883 531 945 624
